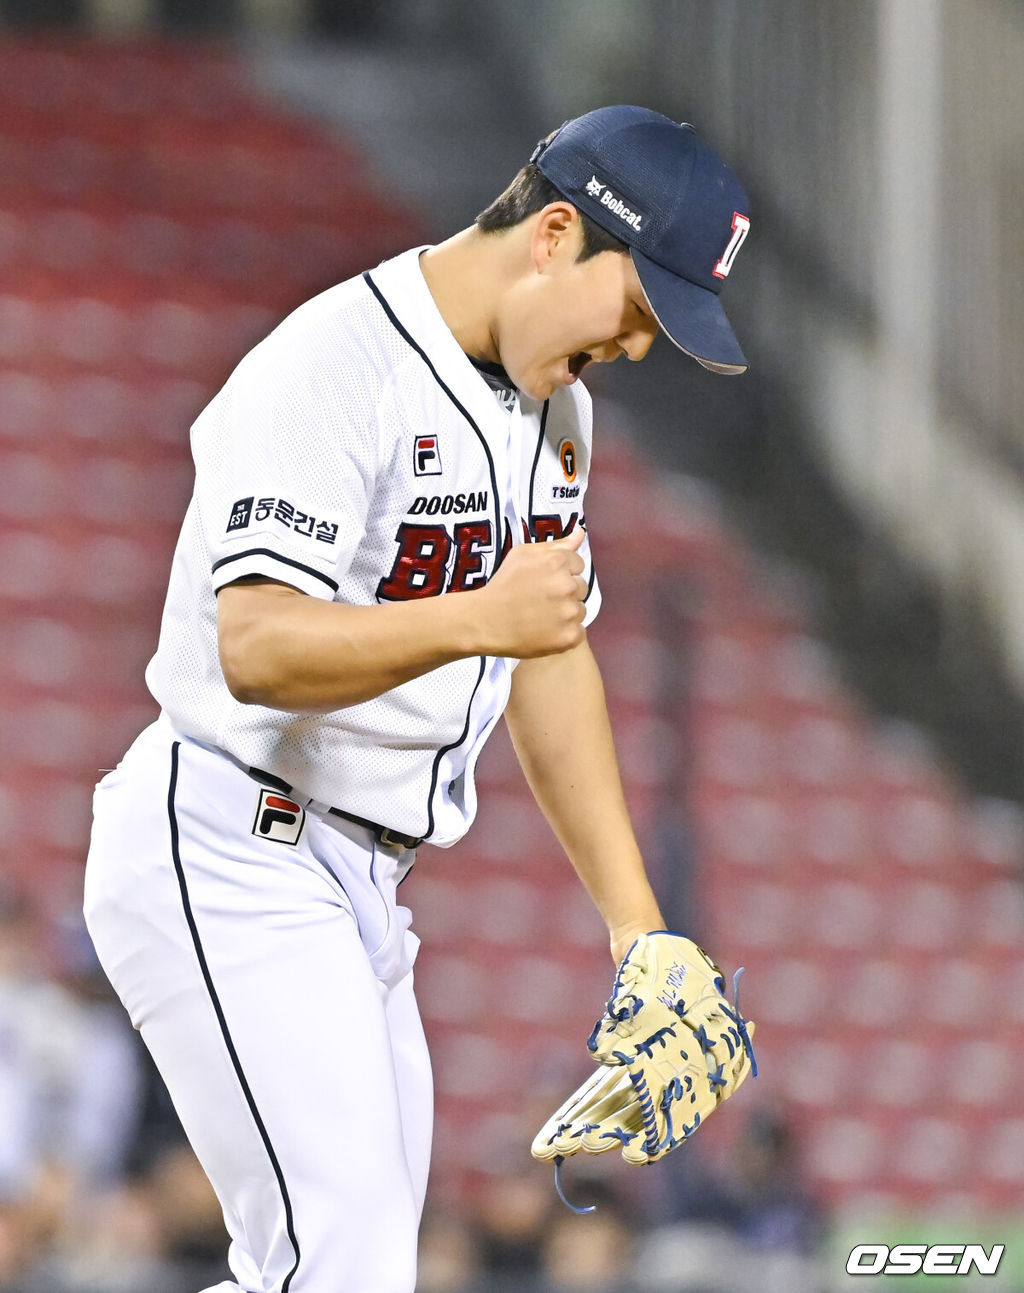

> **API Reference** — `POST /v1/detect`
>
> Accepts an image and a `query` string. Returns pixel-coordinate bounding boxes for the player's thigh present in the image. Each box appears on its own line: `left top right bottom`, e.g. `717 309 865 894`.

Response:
86 736 422 1289
386 965 433 1216
138 891 422 1287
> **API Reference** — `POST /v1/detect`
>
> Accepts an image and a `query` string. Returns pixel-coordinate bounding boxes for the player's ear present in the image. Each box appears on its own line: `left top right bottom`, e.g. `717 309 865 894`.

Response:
530 202 582 273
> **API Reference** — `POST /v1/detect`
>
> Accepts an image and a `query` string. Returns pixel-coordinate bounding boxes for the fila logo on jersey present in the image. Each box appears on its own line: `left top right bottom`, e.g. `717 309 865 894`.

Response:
494 386 517 411
252 790 305 845
414 435 443 477
713 212 751 279
583 176 644 231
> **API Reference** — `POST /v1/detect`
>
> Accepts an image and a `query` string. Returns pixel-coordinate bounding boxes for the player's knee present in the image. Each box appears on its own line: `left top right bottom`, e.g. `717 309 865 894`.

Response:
290 1180 420 1291
295 1232 418 1292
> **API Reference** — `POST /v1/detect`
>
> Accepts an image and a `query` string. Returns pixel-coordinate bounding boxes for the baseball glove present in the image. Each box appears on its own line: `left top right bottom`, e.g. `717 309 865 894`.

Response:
532 932 756 1176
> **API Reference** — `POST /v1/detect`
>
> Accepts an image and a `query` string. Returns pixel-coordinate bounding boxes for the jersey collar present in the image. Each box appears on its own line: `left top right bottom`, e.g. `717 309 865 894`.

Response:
366 247 524 437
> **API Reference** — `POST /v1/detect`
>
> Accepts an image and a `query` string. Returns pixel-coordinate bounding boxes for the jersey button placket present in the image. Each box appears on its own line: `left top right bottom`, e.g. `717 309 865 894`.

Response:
501 398 528 555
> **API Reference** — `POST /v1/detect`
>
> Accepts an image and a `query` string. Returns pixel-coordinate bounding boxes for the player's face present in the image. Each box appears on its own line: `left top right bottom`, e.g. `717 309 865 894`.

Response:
498 220 660 401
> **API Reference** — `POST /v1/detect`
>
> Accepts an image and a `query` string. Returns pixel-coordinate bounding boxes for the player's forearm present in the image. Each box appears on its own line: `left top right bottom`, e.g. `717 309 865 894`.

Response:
217 531 590 712
217 581 483 712
504 637 664 961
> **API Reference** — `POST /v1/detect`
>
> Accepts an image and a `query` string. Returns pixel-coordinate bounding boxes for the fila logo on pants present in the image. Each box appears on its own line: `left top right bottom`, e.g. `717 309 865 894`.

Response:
252 790 306 845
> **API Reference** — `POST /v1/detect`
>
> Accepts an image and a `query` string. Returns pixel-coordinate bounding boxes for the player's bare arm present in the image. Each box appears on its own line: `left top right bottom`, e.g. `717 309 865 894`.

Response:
216 527 588 712
503 635 664 965
513 634 757 1180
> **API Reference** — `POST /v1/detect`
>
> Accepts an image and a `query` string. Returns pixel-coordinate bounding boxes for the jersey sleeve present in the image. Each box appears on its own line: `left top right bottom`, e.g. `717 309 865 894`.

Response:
193 328 378 602
580 527 602 627
542 383 601 628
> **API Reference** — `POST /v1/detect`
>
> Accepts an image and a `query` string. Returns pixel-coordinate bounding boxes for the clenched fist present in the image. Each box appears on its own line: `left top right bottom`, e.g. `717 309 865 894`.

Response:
476 526 588 659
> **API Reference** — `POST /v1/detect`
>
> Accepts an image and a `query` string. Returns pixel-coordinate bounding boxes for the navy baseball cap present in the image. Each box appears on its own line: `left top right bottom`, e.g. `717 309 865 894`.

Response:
531 105 751 375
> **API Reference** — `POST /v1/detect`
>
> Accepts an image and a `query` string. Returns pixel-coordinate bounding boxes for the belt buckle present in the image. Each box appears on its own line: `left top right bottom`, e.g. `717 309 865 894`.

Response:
378 827 408 849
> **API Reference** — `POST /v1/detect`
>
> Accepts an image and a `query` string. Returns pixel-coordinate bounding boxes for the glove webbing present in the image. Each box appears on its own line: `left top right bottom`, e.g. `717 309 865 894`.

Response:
549 967 757 1213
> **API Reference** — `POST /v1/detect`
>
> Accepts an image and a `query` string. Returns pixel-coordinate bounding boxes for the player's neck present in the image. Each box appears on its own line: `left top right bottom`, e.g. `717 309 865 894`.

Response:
419 227 517 369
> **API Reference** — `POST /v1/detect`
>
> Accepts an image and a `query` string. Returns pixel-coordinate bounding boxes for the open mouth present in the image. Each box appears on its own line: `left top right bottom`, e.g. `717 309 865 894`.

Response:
568 351 591 379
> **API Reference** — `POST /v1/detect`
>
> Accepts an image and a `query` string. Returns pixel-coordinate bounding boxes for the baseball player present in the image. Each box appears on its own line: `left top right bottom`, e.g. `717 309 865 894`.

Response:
84 106 753 1292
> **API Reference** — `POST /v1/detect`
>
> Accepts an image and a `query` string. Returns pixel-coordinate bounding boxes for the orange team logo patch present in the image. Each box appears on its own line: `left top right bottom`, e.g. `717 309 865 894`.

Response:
559 439 578 483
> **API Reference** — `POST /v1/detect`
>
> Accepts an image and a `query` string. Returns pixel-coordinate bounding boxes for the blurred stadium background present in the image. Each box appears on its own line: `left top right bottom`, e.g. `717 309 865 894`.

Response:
1 1 1023 1289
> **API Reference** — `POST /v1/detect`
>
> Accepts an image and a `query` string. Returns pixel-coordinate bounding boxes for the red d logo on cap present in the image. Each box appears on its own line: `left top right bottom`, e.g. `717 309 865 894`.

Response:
713 213 751 279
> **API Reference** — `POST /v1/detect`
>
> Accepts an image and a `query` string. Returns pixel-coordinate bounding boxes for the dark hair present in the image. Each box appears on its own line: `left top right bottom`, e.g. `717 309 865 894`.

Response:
476 162 628 261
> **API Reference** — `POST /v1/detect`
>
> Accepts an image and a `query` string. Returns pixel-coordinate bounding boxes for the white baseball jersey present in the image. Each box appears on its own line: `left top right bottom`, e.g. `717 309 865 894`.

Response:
146 246 601 846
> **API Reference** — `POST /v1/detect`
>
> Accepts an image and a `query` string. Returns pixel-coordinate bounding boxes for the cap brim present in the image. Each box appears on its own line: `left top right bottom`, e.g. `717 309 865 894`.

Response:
631 247 748 375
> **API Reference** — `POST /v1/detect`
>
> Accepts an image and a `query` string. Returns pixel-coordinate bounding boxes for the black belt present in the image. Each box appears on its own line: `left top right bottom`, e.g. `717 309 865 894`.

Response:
249 767 424 851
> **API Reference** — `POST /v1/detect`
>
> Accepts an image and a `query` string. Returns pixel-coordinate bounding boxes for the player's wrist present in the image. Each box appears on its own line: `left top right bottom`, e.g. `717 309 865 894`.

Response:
608 913 665 965
432 586 495 659
601 876 665 965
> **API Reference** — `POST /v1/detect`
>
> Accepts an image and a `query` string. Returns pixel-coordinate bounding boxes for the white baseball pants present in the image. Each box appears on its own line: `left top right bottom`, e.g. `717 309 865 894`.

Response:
84 716 432 1293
